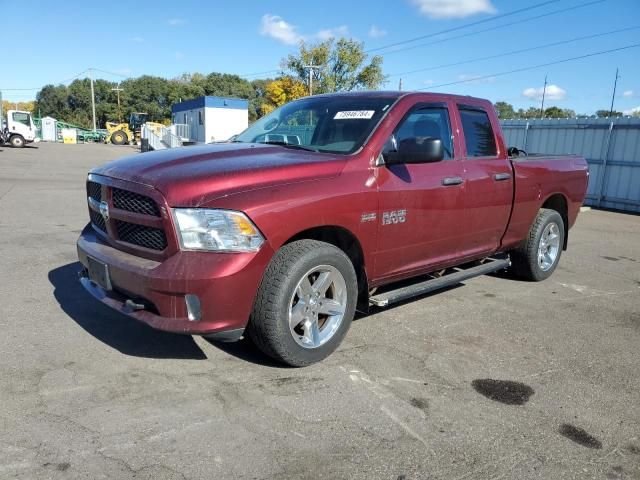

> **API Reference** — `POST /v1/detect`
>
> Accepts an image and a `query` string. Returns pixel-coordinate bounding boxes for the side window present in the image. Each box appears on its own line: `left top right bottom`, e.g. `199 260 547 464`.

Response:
394 107 453 159
12 112 31 126
198 111 203 125
458 108 497 157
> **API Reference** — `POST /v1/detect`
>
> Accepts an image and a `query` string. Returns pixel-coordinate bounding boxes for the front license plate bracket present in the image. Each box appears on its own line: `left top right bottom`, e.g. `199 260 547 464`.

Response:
87 256 112 291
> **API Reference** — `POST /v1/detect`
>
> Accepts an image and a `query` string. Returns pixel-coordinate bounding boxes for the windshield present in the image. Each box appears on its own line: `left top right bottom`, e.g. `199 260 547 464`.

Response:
234 96 396 154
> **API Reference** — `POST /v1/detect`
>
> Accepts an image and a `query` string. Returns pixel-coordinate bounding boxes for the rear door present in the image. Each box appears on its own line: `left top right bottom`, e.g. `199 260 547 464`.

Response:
456 104 513 257
374 102 466 280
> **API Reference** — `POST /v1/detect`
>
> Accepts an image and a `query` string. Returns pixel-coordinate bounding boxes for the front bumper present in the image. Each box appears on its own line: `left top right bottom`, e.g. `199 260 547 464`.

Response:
77 224 274 336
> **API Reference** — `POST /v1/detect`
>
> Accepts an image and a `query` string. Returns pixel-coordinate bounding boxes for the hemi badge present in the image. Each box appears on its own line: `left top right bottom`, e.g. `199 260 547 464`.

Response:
361 213 377 223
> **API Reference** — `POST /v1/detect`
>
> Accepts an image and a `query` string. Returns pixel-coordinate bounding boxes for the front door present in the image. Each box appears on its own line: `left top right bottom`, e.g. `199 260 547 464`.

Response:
374 104 466 281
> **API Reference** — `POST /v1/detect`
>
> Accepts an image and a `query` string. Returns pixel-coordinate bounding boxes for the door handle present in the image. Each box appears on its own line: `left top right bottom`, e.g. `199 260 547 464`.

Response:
493 172 511 181
442 176 464 186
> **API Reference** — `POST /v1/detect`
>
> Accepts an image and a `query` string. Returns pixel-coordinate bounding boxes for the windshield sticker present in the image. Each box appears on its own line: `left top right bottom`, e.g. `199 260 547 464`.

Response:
334 110 375 120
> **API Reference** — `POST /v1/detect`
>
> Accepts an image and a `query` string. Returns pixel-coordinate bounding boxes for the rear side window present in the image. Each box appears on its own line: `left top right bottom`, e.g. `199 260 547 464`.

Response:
458 108 497 157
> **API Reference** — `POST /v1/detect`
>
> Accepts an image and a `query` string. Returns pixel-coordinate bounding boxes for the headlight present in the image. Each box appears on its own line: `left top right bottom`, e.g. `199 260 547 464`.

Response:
172 208 264 252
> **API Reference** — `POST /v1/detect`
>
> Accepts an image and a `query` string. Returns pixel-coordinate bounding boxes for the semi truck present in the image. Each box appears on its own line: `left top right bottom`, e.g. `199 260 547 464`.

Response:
76 91 589 366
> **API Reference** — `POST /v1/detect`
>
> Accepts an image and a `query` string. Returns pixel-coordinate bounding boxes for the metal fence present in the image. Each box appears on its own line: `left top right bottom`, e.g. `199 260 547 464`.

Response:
501 118 640 213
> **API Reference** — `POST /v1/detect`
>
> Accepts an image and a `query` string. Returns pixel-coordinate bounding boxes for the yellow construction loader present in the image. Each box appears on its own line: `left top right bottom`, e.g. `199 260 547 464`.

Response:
106 112 152 145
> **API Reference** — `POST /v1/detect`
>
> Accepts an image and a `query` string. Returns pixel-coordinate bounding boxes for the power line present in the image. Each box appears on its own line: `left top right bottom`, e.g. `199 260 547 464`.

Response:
388 25 640 77
1 69 89 91
91 68 130 79
238 1 590 79
240 69 281 79
379 0 605 57
366 0 563 53
221 1 604 81
416 43 640 90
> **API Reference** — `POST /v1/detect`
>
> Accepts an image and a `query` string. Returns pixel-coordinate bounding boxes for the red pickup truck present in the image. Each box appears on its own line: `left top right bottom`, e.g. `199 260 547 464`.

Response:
77 91 588 366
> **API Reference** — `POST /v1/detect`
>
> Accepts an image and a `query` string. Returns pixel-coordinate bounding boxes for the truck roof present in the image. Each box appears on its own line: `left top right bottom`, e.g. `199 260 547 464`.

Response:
311 90 491 105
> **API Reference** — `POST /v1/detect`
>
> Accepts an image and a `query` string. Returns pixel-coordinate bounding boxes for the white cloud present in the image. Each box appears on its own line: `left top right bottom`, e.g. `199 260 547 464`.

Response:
175 51 184 60
623 90 634 98
168 18 187 26
623 105 640 115
522 84 566 101
368 25 387 38
316 25 349 41
411 0 496 18
260 14 302 45
131 36 144 43
260 14 352 45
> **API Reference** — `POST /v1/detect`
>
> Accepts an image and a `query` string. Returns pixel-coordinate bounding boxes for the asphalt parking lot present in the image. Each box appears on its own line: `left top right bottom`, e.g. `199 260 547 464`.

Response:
1 142 639 480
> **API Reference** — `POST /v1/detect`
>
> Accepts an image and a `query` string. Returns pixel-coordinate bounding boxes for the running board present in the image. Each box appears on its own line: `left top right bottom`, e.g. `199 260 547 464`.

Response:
369 257 510 307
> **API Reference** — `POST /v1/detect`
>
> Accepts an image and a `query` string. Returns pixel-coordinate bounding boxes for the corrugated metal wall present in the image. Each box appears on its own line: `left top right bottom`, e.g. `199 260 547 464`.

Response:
501 118 640 213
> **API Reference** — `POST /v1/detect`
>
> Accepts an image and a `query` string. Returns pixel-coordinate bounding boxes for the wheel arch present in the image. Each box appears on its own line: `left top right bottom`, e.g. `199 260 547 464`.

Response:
541 193 569 250
284 225 369 312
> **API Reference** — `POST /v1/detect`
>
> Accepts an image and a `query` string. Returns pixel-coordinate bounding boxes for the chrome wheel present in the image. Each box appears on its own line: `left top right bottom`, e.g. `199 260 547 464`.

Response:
288 265 347 349
537 222 560 271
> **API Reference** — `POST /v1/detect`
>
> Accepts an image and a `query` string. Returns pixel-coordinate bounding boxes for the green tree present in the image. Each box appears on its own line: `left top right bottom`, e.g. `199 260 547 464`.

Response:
543 106 564 118
494 101 516 119
516 107 542 119
282 38 386 94
120 75 172 122
35 84 71 120
544 106 575 118
595 109 623 118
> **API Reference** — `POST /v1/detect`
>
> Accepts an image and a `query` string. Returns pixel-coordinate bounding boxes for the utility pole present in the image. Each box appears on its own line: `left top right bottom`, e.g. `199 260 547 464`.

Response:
0 90 3 125
398 78 403 91
304 64 320 96
111 84 124 122
89 68 97 131
609 67 620 117
539 75 548 118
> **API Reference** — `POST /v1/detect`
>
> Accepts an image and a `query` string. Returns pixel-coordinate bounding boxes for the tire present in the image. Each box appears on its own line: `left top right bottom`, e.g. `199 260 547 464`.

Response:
9 135 25 148
510 208 565 281
248 240 358 367
110 130 127 145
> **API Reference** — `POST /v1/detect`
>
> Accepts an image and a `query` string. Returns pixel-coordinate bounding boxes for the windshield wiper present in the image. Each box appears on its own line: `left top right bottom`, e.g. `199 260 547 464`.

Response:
259 141 318 152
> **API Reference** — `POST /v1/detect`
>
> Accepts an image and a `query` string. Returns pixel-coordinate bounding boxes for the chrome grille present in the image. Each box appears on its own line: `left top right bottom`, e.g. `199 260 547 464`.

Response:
115 220 167 251
113 188 160 216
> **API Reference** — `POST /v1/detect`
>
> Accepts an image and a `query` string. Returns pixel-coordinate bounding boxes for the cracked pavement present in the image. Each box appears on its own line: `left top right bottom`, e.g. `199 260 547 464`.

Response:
1 143 639 479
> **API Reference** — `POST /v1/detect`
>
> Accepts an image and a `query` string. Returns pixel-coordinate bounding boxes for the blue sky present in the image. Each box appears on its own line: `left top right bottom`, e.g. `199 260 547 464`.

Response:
5 0 640 115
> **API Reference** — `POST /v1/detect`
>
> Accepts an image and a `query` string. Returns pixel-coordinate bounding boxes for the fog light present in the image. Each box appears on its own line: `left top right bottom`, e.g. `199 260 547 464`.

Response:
185 294 201 321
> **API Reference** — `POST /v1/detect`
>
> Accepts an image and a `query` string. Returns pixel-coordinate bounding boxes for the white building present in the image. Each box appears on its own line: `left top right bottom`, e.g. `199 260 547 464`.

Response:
171 96 248 143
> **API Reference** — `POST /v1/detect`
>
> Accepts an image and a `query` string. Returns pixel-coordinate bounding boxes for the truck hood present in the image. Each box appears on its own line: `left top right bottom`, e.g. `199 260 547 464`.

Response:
92 143 346 207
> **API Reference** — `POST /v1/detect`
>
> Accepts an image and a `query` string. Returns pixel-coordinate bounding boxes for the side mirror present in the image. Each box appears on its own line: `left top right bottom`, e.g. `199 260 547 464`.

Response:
384 137 444 165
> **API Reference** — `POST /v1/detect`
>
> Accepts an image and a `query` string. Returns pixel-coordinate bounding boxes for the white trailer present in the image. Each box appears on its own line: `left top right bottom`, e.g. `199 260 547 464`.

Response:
171 96 248 143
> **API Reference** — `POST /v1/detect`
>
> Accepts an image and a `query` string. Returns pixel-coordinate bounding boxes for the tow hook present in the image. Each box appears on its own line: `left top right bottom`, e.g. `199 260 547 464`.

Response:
125 299 145 311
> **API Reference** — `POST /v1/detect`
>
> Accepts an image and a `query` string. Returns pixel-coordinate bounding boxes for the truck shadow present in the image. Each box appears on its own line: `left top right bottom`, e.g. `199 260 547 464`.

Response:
48 262 207 360
203 338 288 368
